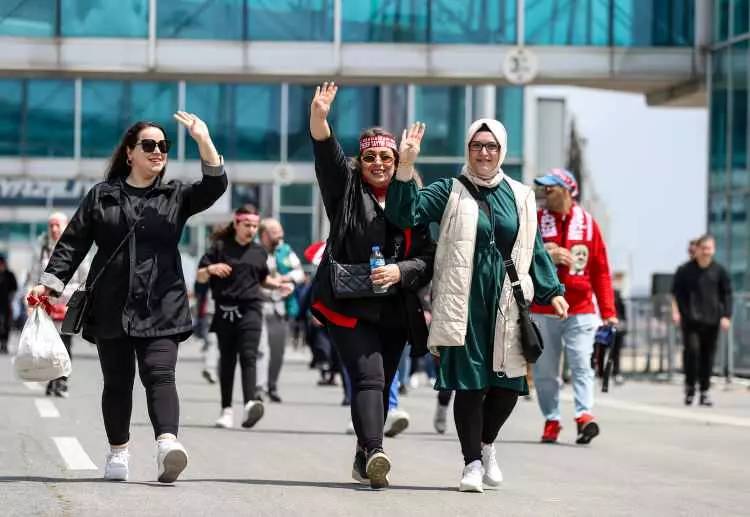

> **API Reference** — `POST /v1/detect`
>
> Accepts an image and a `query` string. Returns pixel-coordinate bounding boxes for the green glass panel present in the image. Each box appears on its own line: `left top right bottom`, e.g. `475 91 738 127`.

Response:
186 83 280 161
281 184 313 207
231 184 261 208
288 85 379 161
497 87 524 160
279 212 312 258
503 164 523 182
714 0 731 42
0 80 22 156
710 50 729 193
342 0 428 42
158 0 243 39
0 0 56 36
82 81 178 158
415 86 465 157
731 42 748 190
614 0 694 46
247 0 333 41
526 0 610 46
61 0 148 37
417 163 460 186
25 80 75 157
733 0 749 36
430 0 515 43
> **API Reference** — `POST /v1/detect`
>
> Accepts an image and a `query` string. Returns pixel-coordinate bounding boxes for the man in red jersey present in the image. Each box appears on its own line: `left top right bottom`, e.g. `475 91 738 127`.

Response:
531 168 617 445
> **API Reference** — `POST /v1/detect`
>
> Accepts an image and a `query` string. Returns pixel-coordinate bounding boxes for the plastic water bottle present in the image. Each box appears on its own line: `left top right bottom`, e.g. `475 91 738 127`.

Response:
370 246 387 294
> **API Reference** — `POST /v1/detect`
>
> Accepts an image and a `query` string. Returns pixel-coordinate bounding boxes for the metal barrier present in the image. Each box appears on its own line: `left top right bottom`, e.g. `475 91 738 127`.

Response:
619 293 749 380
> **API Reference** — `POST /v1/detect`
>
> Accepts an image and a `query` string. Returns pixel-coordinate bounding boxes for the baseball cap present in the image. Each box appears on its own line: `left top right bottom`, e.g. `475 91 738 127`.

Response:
534 168 579 197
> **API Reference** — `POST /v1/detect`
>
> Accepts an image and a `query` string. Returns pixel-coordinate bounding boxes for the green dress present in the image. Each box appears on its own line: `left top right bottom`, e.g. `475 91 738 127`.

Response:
385 177 563 393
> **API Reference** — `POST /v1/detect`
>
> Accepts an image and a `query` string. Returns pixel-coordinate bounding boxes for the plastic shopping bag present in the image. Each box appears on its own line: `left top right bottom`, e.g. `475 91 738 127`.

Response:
14 305 72 381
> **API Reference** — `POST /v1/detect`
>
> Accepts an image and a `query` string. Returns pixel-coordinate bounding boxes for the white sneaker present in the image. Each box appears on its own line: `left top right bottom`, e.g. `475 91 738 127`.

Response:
384 408 410 437
156 439 188 483
434 403 448 434
459 460 484 493
345 420 355 435
215 407 234 428
104 448 129 481
481 443 503 487
409 374 420 389
242 400 264 428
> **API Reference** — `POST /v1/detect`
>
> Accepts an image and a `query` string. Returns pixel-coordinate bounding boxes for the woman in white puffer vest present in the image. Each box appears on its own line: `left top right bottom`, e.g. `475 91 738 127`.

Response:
385 118 568 492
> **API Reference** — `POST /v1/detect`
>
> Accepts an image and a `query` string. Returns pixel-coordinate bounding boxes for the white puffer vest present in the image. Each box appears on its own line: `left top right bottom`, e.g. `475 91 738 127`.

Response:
428 177 537 378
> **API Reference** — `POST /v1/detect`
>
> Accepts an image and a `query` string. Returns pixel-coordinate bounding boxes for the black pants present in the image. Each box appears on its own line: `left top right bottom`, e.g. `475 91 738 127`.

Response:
438 389 453 406
453 387 519 465
265 313 287 392
96 337 179 446
214 315 262 408
49 334 73 384
612 332 625 376
682 322 720 393
327 321 407 452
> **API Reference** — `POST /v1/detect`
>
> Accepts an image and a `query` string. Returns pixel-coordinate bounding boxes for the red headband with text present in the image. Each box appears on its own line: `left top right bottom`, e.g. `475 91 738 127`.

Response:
359 134 398 154
234 213 260 224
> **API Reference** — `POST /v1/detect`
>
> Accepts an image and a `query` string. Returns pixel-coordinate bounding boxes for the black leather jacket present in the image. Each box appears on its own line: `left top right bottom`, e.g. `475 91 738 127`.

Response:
42 162 227 343
311 132 435 356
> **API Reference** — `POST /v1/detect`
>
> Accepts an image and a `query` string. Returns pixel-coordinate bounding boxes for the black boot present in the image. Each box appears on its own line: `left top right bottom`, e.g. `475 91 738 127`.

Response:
684 388 695 406
699 391 713 407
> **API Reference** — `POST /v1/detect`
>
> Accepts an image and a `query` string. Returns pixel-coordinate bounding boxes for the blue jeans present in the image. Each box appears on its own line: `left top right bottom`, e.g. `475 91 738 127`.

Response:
533 313 598 421
389 374 399 410
397 344 411 388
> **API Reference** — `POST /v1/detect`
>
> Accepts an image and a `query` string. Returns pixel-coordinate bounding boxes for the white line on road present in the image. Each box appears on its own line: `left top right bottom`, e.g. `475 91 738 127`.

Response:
34 398 60 418
52 437 98 470
562 393 750 428
23 382 45 392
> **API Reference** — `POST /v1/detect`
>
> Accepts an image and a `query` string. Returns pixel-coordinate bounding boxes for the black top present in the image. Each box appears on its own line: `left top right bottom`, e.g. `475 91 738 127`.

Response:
43 162 228 342
199 238 269 306
672 260 733 326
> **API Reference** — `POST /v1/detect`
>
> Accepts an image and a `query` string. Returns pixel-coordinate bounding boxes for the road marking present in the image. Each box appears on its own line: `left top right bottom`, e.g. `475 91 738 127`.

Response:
52 437 98 470
562 393 750 428
34 398 60 418
23 382 45 392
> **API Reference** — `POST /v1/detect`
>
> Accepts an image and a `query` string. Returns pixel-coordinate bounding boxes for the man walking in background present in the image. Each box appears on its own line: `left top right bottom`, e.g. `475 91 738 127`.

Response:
672 234 732 407
531 168 617 445
258 218 304 403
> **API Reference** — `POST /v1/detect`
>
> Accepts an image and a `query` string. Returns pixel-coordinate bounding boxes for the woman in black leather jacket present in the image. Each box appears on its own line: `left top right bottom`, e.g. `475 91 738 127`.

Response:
309 82 434 489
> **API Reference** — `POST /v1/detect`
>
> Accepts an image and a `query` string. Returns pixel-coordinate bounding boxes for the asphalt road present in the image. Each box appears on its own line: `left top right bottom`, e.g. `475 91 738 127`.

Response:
1 336 748 517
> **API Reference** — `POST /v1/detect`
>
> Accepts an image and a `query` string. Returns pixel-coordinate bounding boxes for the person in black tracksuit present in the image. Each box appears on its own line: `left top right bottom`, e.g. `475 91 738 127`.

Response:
30 112 227 483
309 83 435 489
671 234 733 407
197 205 293 430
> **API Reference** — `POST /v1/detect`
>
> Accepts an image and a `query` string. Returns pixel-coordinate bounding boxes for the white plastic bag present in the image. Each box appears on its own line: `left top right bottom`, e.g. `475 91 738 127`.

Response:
14 306 72 381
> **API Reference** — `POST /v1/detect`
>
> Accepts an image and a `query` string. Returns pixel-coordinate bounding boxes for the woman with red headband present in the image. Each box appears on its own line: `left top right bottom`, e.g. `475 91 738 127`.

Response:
196 204 293 431
309 82 435 489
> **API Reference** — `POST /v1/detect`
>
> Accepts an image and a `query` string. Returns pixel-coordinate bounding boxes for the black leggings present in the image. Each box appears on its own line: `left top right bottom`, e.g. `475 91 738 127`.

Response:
96 337 179 446
327 321 406 452
454 387 519 465
215 320 262 408
682 322 720 393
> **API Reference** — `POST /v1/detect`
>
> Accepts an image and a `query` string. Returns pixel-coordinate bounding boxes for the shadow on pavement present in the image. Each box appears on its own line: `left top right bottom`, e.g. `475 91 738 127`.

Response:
132 422 349 436
181 478 457 492
0 476 172 487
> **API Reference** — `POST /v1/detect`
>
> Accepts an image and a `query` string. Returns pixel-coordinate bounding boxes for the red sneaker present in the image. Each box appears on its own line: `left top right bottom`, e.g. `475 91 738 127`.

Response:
575 413 600 444
541 420 562 443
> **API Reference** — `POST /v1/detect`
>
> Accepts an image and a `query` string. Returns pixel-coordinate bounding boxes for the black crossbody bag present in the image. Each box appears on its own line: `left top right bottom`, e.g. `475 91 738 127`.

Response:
60 223 138 335
456 176 544 363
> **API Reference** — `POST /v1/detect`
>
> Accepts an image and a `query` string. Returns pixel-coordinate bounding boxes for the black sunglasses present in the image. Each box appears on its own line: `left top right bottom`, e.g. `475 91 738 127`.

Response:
136 139 171 153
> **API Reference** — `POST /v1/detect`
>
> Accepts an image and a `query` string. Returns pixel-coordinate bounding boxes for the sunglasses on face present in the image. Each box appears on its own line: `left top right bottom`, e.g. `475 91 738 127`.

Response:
468 141 500 153
136 139 171 154
361 152 395 164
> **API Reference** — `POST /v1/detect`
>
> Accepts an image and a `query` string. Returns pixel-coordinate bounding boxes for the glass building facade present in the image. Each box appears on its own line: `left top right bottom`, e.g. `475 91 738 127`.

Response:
1 0 693 46
709 1 749 291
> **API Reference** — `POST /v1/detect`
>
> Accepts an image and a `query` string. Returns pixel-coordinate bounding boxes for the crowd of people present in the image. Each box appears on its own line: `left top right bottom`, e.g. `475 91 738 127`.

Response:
0 82 733 491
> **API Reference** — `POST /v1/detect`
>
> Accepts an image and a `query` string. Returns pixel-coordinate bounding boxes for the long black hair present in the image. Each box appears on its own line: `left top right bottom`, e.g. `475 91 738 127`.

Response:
211 204 260 243
105 121 168 182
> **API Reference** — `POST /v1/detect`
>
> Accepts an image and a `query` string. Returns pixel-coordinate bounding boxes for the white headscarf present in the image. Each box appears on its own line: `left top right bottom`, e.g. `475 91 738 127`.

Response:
460 118 508 188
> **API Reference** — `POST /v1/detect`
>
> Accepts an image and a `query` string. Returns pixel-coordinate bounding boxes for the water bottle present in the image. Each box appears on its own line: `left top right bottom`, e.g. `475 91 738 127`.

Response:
370 246 387 294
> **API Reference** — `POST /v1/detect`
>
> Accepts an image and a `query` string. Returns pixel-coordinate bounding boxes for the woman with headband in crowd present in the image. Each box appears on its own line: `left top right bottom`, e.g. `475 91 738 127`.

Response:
196 205 294 431
385 118 568 492
309 82 435 489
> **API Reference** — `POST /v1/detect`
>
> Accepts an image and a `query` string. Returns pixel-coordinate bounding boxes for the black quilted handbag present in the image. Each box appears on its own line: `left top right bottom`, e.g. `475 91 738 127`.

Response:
329 257 397 299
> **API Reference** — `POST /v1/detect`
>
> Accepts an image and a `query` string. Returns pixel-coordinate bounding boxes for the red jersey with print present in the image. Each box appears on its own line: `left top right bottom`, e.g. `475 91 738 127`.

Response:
530 204 616 319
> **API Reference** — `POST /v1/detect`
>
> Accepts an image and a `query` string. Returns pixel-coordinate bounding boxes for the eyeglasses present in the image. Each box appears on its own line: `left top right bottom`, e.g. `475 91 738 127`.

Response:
361 152 394 164
136 139 171 154
468 141 500 153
